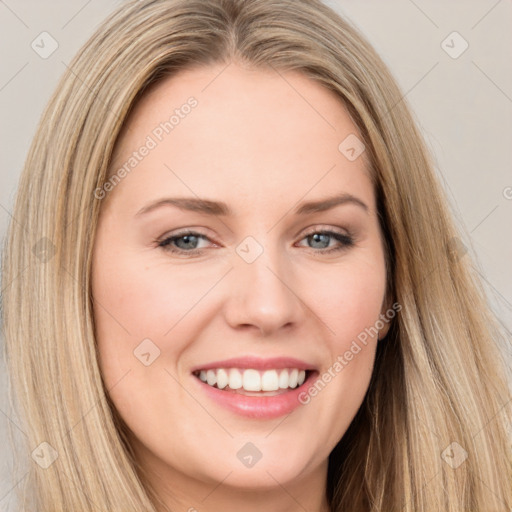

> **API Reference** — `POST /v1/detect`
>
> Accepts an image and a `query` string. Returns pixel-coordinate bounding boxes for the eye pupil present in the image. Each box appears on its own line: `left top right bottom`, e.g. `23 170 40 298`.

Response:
176 234 199 250
309 233 330 249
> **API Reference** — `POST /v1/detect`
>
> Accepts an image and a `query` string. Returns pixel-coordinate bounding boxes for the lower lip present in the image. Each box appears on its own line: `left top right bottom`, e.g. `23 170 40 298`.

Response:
193 372 317 419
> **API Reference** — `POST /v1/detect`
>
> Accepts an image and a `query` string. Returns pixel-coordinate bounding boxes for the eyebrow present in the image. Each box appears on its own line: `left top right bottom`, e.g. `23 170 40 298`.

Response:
135 193 368 217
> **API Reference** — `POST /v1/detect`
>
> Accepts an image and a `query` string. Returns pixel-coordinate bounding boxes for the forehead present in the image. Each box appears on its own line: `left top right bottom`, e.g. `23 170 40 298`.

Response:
106 63 373 213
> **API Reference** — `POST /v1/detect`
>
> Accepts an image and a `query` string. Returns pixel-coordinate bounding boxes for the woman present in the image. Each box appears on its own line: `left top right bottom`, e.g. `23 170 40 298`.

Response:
2 0 511 510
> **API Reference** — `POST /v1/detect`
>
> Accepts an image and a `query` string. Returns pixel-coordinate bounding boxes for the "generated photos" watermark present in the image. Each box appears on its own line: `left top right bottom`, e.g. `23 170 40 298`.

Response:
298 302 401 405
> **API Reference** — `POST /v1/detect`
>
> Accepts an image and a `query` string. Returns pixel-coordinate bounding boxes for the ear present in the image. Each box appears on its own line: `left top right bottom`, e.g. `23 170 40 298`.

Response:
377 292 395 341
378 314 391 340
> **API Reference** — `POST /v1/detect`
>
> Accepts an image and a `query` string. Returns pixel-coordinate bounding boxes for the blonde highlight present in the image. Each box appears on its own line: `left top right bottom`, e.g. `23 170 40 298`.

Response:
2 1 511 510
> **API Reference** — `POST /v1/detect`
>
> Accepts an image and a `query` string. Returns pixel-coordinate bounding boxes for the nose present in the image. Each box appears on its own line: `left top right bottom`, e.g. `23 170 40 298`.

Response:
223 243 304 337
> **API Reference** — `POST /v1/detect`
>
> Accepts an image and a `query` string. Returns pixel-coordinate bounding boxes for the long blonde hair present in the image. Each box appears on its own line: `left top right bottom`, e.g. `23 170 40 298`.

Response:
2 0 511 510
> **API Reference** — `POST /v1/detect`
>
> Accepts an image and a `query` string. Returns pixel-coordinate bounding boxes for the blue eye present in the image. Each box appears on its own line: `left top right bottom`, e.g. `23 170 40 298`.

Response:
300 230 354 252
157 229 353 255
158 231 208 253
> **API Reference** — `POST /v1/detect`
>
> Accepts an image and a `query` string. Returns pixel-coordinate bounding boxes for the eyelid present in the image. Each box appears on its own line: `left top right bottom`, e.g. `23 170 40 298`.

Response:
300 224 351 238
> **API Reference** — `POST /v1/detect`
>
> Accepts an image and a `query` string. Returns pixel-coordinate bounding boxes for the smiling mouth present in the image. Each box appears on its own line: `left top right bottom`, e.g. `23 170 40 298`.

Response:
192 368 312 395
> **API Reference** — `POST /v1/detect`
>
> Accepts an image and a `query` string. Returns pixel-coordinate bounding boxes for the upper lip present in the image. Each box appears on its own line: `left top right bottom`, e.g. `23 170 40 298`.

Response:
191 356 317 373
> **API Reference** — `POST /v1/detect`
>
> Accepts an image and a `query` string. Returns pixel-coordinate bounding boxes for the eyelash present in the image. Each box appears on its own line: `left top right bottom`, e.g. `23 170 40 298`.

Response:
156 228 354 256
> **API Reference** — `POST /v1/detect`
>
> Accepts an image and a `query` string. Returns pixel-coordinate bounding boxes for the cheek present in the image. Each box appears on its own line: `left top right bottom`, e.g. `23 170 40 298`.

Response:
92 250 219 346
309 257 387 344
90 250 205 428
300 254 386 424
91 241 231 407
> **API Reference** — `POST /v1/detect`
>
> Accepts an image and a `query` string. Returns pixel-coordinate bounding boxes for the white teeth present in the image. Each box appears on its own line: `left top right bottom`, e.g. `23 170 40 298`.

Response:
261 370 279 391
243 369 261 391
216 368 229 389
206 369 217 386
278 369 289 389
228 368 243 389
289 369 298 388
196 368 308 392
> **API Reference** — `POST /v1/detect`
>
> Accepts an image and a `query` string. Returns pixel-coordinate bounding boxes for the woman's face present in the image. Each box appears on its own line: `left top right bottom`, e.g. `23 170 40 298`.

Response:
92 62 389 504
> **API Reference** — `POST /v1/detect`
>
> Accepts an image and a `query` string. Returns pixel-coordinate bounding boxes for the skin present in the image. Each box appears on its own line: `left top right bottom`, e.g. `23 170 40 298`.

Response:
91 61 390 512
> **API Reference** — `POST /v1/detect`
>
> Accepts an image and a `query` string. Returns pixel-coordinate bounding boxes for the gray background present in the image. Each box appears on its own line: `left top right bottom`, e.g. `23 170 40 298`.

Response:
1 1 511 508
